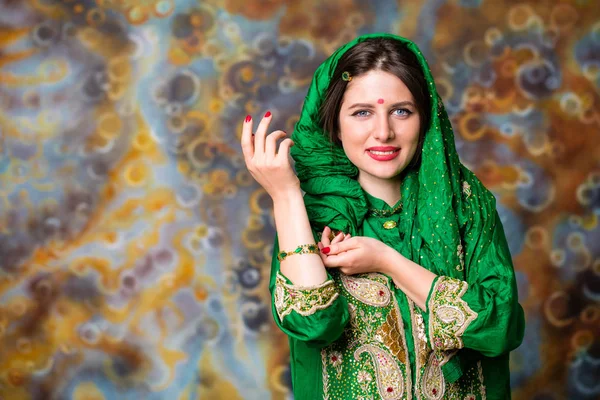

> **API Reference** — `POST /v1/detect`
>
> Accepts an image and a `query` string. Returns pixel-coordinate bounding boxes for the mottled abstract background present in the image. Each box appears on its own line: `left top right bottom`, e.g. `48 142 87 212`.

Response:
0 0 598 399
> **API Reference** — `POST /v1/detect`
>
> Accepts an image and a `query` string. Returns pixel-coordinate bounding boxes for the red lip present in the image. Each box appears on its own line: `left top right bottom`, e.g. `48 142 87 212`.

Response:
366 148 401 161
366 146 399 151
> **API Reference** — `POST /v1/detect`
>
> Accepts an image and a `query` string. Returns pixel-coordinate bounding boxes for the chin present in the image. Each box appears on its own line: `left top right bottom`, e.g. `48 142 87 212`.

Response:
367 169 405 180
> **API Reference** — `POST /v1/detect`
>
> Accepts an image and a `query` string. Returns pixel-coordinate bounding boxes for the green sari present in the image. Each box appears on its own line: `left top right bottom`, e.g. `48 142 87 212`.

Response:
270 33 525 400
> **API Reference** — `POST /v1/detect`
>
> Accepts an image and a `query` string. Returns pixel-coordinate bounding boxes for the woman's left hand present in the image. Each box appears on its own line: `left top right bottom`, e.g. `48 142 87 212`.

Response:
320 235 392 275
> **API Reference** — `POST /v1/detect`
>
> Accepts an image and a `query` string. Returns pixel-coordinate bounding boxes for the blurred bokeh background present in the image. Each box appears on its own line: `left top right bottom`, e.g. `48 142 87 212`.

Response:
0 0 599 399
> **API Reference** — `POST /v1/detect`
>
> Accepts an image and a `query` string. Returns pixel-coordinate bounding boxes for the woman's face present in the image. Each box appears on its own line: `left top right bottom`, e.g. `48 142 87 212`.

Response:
338 70 421 187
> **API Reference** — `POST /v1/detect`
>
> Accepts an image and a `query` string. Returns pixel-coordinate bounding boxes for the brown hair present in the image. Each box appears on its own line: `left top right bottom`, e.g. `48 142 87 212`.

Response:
319 38 431 168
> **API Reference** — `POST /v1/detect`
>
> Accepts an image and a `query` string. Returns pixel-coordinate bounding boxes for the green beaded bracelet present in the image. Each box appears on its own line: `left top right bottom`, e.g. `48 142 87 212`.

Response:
277 244 319 261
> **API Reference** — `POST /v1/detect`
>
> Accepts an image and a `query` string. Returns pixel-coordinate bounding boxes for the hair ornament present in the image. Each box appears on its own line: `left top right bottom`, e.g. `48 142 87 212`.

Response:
341 71 352 82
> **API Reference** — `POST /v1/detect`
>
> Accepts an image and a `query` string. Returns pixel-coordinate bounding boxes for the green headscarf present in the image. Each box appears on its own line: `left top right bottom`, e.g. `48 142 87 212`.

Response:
289 32 503 381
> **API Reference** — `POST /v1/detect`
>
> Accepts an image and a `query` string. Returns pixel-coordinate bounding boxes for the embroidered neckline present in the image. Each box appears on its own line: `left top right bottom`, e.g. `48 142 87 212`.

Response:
368 202 403 218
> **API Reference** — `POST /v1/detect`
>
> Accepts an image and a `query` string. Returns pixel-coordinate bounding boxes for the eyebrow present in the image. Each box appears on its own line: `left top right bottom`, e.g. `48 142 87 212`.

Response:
347 101 416 110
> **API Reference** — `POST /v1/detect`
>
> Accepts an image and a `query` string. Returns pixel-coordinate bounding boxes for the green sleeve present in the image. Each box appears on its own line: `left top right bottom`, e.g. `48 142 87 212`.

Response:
423 211 525 358
269 234 350 348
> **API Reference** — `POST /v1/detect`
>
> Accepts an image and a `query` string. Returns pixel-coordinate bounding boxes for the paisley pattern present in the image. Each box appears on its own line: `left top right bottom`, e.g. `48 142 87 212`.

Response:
341 273 391 307
428 277 478 351
274 272 339 321
421 352 446 400
320 273 411 399
354 344 405 399
0 1 598 399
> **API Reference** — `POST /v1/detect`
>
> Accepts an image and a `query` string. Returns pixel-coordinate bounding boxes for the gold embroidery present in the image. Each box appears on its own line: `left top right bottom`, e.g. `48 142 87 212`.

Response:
456 243 465 271
462 181 472 198
320 277 412 398
478 361 487 400
321 349 330 400
421 352 445 400
409 300 429 399
274 272 338 321
435 349 458 368
375 306 407 363
354 344 405 399
357 370 373 394
428 276 477 351
340 273 391 307
328 351 344 377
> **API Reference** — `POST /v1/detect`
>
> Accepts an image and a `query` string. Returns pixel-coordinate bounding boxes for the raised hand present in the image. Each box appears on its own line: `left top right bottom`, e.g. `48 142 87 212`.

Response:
319 229 392 276
240 112 299 201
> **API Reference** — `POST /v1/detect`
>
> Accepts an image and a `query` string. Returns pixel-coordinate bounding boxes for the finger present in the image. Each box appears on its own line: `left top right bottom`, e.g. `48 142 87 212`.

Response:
321 226 332 246
253 111 272 159
330 231 345 245
327 237 357 255
240 115 254 162
317 242 329 264
265 130 287 161
276 138 295 161
322 252 348 268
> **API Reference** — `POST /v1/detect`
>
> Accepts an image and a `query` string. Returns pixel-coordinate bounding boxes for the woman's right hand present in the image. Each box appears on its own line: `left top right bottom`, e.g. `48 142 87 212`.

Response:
241 111 300 201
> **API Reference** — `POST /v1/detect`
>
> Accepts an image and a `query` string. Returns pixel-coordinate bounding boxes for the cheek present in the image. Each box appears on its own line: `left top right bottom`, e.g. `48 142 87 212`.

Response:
338 121 365 147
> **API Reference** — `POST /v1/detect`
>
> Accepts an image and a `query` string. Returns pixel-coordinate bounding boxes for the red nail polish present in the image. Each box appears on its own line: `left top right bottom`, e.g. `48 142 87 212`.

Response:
321 247 330 254
245 115 251 123
265 111 271 118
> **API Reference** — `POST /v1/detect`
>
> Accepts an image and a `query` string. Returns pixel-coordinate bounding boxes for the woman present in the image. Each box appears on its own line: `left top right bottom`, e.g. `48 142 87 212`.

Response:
241 33 524 400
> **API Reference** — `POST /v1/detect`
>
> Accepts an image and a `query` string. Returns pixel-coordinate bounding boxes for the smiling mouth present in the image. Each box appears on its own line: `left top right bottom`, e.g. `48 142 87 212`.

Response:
366 148 401 161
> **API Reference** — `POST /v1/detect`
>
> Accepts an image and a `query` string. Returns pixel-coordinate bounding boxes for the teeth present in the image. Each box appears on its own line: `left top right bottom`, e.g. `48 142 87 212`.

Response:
369 150 396 155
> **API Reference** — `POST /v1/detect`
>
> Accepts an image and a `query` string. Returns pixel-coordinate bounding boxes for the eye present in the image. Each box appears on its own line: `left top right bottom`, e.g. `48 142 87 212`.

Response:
352 110 371 117
392 108 412 117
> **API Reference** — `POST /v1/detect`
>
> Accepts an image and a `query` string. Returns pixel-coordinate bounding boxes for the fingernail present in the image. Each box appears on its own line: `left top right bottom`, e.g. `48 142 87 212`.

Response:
245 115 251 123
264 111 271 118
321 247 330 254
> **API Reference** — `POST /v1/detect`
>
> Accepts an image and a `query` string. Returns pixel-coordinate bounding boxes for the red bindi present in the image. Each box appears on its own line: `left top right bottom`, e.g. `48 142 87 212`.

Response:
377 98 384 104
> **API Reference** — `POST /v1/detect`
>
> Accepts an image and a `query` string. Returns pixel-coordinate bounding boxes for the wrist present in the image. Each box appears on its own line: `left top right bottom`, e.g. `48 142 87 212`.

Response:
271 187 303 204
380 246 401 285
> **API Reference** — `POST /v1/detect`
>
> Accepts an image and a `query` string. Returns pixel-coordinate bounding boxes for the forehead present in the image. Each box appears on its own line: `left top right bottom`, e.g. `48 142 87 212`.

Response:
342 70 414 102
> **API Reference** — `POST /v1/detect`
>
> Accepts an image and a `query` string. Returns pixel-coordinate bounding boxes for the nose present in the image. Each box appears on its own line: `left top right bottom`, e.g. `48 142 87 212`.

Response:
372 114 395 141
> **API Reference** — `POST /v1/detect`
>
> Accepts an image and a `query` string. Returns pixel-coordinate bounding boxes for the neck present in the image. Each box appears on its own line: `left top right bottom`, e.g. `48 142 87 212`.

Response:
358 174 402 207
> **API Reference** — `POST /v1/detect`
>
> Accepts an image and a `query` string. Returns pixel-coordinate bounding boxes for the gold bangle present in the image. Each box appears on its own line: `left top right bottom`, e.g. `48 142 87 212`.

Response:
277 244 319 261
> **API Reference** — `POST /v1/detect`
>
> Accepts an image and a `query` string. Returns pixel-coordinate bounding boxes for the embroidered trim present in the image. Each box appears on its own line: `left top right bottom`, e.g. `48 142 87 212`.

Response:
427 276 477 351
274 272 338 321
354 344 404 399
328 351 344 377
435 349 458 368
409 300 429 398
375 306 407 363
421 352 445 400
341 273 391 307
462 181 472 198
321 349 330 400
368 201 403 218
456 243 465 272
478 361 487 399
